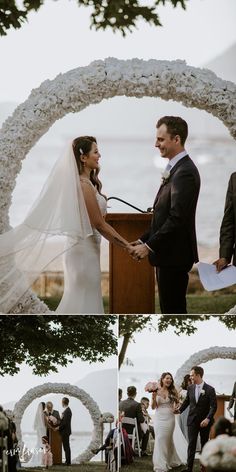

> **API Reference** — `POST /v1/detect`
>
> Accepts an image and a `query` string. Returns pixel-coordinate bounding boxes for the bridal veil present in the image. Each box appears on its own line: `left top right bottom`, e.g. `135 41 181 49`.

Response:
0 143 93 313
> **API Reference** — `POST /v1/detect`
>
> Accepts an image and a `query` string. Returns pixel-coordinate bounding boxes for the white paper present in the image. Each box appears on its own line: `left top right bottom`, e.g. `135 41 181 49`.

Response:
197 262 236 291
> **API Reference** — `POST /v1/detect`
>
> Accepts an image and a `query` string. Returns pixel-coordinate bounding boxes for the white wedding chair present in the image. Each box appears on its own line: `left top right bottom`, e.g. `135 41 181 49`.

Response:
121 416 141 457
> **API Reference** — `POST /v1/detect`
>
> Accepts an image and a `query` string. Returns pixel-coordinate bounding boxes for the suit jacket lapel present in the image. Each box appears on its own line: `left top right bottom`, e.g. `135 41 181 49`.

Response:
153 155 190 208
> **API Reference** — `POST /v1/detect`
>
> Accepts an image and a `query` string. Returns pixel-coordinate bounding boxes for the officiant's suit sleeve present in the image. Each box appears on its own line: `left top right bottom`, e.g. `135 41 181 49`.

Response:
220 173 235 261
206 385 217 422
228 382 236 409
145 168 199 252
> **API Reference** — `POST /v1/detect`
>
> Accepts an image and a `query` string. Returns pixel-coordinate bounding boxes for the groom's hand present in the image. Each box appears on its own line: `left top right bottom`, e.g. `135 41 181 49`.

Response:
200 418 210 428
132 244 149 260
213 257 229 272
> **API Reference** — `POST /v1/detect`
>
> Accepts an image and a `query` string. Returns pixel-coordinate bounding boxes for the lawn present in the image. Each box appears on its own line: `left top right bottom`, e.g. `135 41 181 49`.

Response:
21 463 106 471
41 293 236 314
121 455 200 471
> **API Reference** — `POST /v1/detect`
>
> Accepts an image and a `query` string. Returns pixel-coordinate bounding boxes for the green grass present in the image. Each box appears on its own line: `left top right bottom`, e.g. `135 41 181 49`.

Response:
41 293 236 314
21 463 105 471
121 455 200 471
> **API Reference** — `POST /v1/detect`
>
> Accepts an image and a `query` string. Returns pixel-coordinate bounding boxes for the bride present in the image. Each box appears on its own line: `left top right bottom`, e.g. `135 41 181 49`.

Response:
0 136 132 314
24 401 46 468
151 372 187 472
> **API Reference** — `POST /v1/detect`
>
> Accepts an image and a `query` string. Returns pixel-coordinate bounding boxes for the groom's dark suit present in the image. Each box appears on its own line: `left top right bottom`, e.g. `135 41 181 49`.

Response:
140 155 200 313
59 406 72 465
179 382 217 472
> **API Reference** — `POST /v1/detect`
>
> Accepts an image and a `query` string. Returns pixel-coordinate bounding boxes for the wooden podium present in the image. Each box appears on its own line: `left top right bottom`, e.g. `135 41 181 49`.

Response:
49 429 62 465
210 394 230 438
106 213 155 314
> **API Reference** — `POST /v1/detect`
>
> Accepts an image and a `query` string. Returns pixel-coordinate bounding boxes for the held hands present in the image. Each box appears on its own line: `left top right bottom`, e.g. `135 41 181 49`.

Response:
213 257 229 272
200 418 210 428
128 241 149 261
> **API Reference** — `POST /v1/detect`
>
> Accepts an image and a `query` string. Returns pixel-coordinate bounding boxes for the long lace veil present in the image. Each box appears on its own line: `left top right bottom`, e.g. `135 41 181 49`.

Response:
33 402 46 437
0 143 93 313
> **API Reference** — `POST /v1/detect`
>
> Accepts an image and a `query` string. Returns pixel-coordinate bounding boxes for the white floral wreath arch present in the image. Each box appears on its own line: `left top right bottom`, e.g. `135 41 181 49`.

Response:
13 382 112 464
174 346 236 386
0 57 236 313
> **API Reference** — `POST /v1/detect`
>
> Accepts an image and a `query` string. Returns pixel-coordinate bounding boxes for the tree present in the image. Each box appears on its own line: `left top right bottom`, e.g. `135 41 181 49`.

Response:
0 0 188 36
119 315 236 368
0 315 117 375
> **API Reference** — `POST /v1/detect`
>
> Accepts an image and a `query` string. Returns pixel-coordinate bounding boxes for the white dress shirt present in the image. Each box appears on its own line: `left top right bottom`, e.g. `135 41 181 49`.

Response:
195 381 204 402
167 150 188 170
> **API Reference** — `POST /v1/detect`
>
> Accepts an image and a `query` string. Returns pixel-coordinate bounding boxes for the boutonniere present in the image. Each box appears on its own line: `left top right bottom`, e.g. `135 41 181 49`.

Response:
200 389 205 396
161 170 171 184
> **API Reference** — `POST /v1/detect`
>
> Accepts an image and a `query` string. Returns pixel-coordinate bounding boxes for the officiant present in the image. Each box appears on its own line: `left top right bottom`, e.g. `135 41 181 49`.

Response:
44 401 62 465
215 173 236 272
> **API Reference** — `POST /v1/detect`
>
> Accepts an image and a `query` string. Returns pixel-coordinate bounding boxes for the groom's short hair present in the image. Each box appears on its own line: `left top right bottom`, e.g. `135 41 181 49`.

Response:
127 386 137 397
156 116 188 145
62 397 69 405
191 365 204 377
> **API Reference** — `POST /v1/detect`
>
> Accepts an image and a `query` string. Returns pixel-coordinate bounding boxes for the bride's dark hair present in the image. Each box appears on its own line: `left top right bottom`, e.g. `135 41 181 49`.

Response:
72 136 104 196
160 372 179 404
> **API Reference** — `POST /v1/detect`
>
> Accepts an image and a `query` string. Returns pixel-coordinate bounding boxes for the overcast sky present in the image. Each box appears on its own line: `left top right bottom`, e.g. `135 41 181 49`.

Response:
0 0 235 102
119 316 236 373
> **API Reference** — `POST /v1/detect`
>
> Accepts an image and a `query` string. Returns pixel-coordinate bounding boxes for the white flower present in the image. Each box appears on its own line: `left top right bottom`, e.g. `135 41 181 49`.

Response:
200 435 236 470
200 389 205 396
161 170 171 183
0 58 235 313
13 382 114 464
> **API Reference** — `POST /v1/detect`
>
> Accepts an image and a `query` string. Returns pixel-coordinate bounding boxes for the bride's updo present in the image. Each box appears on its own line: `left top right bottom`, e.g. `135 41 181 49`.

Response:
72 136 103 195
160 372 179 404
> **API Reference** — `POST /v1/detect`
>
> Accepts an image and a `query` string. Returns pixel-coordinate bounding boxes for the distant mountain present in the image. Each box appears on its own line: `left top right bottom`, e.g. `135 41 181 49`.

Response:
3 368 117 433
205 42 236 83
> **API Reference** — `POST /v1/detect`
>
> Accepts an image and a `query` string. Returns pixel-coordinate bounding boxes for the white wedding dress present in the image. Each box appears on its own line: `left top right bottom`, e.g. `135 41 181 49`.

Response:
153 396 187 472
24 403 46 468
0 144 107 314
56 180 107 314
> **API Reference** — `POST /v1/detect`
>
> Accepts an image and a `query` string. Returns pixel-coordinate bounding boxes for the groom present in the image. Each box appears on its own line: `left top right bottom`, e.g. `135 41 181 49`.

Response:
58 397 72 466
131 116 200 313
177 365 217 472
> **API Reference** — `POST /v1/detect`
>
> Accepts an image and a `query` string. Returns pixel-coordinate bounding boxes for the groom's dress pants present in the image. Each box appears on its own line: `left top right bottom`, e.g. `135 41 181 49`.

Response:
61 434 71 465
156 266 190 314
187 422 211 471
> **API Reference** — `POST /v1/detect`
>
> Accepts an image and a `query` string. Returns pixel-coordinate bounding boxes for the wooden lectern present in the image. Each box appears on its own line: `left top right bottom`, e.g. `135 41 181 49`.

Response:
49 429 62 465
106 213 155 314
210 394 230 438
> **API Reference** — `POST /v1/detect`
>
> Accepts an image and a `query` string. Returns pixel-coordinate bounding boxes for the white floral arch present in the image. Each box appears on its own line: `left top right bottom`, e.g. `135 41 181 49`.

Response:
0 57 236 313
174 346 236 386
13 382 112 464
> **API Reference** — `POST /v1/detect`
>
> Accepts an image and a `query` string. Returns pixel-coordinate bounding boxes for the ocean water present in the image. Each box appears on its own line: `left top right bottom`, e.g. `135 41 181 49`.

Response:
9 136 236 248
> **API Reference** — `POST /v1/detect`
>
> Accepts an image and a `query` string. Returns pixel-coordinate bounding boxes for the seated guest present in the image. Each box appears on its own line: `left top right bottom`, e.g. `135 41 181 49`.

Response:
200 417 236 472
141 396 154 438
119 386 147 456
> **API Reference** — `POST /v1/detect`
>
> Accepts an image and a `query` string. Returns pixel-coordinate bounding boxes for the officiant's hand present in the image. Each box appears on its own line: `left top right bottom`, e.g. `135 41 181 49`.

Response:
132 244 149 261
200 418 210 428
213 257 229 272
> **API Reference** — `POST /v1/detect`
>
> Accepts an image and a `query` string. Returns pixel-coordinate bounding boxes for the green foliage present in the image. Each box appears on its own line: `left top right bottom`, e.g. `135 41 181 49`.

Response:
0 315 117 376
0 0 188 36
